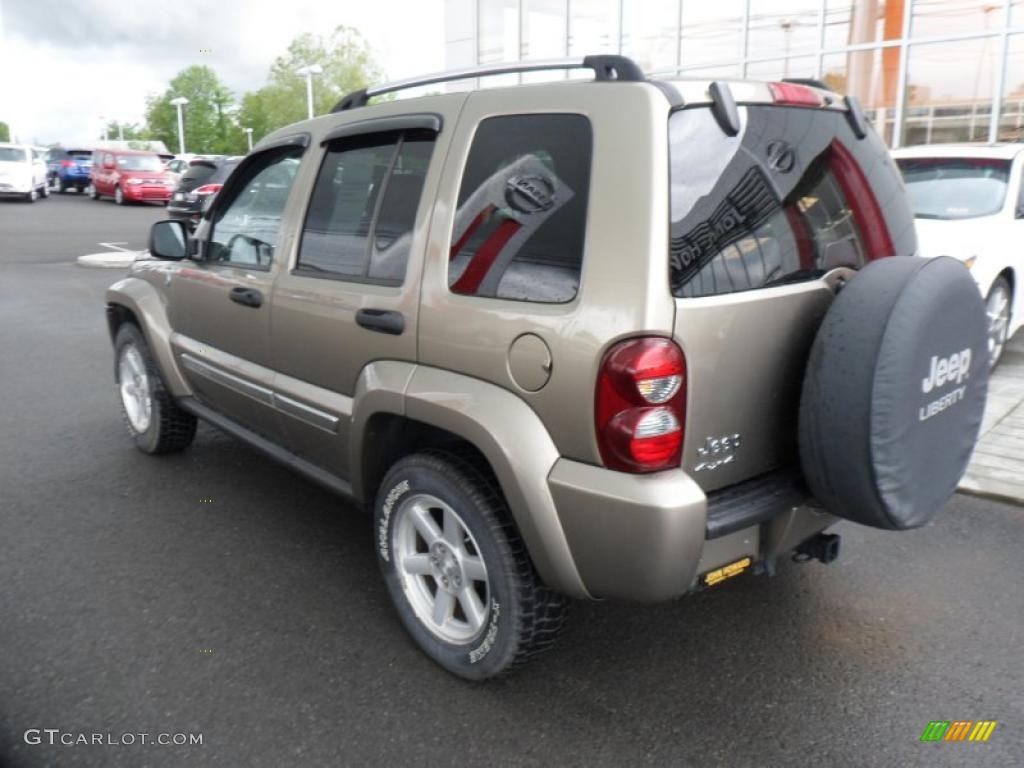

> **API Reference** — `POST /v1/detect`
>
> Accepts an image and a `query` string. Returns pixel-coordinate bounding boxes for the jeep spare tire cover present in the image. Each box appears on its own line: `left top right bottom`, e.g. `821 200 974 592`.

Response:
799 256 988 530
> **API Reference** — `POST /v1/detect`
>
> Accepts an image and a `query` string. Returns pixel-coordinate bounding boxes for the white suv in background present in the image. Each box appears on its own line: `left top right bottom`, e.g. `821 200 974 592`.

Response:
893 144 1024 368
0 143 50 203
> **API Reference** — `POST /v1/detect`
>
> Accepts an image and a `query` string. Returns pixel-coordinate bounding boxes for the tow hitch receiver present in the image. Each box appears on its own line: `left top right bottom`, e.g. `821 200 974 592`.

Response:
702 557 752 587
793 533 841 564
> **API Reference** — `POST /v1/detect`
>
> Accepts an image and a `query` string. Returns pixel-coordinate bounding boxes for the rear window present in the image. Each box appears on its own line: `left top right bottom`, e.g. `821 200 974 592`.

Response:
67 150 92 158
210 159 242 183
448 114 591 303
182 162 217 183
669 105 914 299
895 157 1010 220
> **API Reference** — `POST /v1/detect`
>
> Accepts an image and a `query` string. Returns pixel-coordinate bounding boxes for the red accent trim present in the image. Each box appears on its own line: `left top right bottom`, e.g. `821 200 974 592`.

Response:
450 218 522 294
783 204 814 270
827 140 895 260
449 204 497 261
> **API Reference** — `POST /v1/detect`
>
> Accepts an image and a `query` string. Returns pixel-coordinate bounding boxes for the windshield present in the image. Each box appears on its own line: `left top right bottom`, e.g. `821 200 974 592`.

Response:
116 154 165 172
0 147 28 163
896 157 1010 220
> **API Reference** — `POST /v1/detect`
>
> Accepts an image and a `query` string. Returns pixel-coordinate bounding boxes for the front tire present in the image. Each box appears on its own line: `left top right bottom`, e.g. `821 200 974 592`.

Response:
114 185 125 205
88 184 98 200
25 187 37 203
114 324 197 454
985 276 1012 369
375 451 565 680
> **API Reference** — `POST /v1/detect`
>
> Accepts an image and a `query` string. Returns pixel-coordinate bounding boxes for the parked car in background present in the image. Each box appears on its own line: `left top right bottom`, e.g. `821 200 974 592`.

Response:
0 143 49 202
893 144 1024 368
89 149 175 205
167 156 242 228
46 147 93 193
164 157 189 185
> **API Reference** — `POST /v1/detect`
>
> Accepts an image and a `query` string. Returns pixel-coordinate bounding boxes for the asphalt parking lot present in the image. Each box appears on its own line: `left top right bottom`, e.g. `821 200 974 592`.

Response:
1 193 1022 767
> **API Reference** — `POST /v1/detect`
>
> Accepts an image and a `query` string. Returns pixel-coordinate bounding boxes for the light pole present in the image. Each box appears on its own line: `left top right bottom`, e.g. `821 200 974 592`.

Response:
170 96 189 155
99 115 107 141
244 127 253 151
296 64 323 120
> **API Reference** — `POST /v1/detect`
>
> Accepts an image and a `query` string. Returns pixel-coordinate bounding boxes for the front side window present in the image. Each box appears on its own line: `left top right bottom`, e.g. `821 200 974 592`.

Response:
448 114 592 303
896 157 1011 220
296 130 435 285
208 147 303 267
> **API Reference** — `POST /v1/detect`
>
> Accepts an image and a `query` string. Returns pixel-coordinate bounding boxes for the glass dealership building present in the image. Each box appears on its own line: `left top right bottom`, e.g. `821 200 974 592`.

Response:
444 0 1024 147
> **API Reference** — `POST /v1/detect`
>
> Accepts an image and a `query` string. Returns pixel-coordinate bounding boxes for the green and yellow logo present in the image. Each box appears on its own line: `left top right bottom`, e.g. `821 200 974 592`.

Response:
920 721 997 742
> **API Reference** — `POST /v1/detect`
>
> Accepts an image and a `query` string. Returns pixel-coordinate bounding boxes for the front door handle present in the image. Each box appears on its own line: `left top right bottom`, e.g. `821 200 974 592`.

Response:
229 287 263 308
356 308 404 335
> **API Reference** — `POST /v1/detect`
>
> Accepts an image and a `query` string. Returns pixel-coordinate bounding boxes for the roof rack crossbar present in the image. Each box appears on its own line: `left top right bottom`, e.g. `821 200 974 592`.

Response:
330 55 645 113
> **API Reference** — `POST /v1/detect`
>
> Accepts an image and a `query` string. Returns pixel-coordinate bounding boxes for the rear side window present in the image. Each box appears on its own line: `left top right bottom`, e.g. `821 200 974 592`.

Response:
896 157 1011 219
449 114 591 303
669 105 914 299
296 130 435 285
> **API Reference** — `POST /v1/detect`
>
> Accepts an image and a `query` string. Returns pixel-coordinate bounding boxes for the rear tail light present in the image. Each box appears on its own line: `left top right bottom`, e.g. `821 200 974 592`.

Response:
595 337 687 473
768 81 822 107
60 159 74 167
194 183 223 195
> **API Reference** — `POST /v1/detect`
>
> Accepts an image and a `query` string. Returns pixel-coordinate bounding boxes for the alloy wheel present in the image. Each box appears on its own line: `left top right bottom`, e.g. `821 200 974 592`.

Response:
118 344 152 433
392 493 490 645
986 283 1010 368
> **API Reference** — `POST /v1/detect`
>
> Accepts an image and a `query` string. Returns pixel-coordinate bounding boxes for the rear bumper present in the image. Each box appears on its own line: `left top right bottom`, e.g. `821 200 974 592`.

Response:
548 460 835 601
124 186 172 202
58 169 90 183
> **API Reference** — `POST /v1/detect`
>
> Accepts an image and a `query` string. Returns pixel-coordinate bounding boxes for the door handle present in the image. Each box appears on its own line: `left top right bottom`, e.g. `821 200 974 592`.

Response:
356 308 404 335
229 287 263 308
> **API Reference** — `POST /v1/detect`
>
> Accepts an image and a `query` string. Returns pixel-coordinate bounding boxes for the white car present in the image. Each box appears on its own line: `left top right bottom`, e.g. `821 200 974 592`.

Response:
892 144 1023 369
0 143 50 202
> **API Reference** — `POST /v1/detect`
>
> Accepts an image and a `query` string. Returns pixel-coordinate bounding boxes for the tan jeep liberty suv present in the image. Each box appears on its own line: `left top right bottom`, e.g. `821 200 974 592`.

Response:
106 56 990 680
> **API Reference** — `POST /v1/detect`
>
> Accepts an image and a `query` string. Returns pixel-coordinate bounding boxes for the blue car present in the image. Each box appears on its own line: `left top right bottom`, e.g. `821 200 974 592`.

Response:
46 148 93 193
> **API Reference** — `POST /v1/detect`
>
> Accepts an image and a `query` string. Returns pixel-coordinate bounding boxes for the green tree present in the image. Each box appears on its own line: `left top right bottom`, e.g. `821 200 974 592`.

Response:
238 26 381 144
145 66 245 155
0 121 9 142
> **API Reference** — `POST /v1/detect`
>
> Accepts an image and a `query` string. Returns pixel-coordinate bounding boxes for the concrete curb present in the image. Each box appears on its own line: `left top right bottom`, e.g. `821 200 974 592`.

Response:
76 251 143 268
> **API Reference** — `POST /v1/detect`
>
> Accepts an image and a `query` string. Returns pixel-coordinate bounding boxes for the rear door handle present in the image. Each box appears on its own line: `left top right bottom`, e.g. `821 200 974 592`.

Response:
356 308 404 335
229 287 263 308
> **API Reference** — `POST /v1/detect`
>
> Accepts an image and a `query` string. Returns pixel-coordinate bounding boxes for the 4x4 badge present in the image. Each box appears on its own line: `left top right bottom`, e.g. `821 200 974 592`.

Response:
505 174 556 214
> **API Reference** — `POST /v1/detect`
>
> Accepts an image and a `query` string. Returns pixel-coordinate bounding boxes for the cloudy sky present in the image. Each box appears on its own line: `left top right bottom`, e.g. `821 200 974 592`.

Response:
0 0 446 145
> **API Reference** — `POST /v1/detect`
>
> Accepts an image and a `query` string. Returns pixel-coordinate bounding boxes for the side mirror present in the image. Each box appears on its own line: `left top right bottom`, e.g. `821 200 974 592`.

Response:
149 220 188 261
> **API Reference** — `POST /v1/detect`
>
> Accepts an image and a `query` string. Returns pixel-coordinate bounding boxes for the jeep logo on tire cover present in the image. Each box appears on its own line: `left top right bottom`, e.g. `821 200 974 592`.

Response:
766 140 796 173
505 174 556 214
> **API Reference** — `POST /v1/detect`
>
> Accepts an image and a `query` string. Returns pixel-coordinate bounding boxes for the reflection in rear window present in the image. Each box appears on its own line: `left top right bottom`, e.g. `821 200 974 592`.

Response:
669 105 910 299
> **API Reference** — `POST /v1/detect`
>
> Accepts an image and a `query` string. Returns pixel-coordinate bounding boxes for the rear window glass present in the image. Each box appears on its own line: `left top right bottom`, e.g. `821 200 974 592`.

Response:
669 105 914 299
448 114 591 303
0 147 27 162
895 157 1010 220
210 159 243 183
182 163 217 183
67 150 92 158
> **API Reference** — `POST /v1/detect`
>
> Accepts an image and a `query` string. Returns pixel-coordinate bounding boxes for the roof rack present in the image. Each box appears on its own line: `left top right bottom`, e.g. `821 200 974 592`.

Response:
330 55 645 113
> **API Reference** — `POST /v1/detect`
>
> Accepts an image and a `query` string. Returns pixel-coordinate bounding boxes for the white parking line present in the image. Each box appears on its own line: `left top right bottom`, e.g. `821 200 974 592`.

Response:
97 241 131 252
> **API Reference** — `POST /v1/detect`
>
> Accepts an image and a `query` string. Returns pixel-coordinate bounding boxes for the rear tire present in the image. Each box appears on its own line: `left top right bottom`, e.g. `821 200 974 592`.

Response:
114 324 197 455
374 450 566 680
985 276 1012 370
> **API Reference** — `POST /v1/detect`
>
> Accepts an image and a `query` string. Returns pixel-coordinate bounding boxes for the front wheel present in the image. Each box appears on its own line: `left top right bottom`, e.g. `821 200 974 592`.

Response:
88 184 98 200
25 187 37 203
375 451 565 680
114 324 197 454
985 276 1012 369
114 185 125 205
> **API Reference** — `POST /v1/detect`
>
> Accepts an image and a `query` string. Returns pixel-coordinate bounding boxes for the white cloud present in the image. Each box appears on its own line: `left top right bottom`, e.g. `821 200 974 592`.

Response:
0 0 445 145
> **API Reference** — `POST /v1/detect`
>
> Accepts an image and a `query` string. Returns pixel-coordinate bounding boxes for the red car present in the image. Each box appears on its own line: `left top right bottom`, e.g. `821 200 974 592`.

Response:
89 149 175 205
